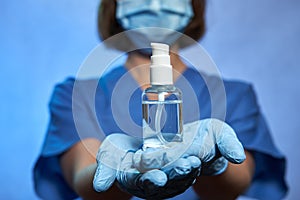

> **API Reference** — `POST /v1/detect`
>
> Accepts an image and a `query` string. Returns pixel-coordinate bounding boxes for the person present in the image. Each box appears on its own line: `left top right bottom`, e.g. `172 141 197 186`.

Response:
33 0 288 199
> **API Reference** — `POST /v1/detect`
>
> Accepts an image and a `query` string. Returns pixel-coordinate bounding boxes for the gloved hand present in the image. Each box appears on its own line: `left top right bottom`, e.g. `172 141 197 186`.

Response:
181 118 246 175
133 118 245 178
93 133 201 199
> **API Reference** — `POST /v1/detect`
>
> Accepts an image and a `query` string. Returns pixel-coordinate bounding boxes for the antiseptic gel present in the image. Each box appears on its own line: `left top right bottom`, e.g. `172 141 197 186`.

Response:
142 43 183 150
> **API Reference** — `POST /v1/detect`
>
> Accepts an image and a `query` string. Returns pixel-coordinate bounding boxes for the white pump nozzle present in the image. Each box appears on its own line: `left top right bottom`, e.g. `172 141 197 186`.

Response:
150 43 173 85
152 43 168 56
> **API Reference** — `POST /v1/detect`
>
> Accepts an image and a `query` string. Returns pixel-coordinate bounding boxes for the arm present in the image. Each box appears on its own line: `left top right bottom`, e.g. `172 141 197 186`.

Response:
59 138 132 200
193 150 255 200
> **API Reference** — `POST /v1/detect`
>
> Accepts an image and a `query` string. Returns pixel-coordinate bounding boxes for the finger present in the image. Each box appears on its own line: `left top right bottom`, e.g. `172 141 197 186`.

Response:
162 157 193 179
93 163 117 192
117 152 141 189
138 170 168 199
187 155 201 169
212 119 246 163
133 148 167 173
117 167 142 191
140 169 168 187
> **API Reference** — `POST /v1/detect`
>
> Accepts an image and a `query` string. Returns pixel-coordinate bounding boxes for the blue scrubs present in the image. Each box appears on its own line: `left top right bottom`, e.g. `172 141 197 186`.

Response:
33 66 288 200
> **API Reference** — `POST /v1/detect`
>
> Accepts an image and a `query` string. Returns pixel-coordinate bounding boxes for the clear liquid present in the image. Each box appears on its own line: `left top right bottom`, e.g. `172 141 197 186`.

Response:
142 99 183 150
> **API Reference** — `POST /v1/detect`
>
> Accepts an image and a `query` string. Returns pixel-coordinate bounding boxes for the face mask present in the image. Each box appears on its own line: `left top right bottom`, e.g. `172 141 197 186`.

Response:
116 0 194 51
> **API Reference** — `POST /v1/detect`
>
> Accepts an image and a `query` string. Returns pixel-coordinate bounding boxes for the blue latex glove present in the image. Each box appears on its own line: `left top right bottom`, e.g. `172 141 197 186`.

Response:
93 133 201 199
182 118 246 175
133 119 245 176
134 119 246 175
93 118 245 198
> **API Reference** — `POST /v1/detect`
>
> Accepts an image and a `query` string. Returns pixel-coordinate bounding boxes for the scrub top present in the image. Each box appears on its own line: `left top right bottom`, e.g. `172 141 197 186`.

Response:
33 66 288 200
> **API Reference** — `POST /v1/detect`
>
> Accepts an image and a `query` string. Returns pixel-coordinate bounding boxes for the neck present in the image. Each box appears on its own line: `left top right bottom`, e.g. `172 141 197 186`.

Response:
124 46 187 90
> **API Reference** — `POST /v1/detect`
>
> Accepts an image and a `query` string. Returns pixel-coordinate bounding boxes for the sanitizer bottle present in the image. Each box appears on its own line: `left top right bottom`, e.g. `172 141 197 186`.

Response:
142 43 183 150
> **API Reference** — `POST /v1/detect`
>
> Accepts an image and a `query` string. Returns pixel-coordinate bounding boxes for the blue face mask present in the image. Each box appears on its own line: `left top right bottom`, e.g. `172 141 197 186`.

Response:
116 0 194 51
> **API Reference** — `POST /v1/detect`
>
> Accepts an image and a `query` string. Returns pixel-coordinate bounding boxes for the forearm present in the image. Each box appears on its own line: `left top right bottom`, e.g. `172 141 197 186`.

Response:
73 163 132 200
60 138 132 200
193 151 255 200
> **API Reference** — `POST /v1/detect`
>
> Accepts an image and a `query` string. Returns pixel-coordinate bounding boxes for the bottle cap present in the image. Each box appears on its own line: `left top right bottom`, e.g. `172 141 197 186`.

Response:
150 43 173 85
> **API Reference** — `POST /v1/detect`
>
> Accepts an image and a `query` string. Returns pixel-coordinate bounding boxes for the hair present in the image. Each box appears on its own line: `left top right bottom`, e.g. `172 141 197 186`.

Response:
97 0 206 51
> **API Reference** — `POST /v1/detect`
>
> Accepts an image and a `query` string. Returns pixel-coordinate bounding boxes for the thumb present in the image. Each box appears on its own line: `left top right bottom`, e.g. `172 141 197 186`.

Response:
93 133 139 191
93 163 117 192
211 119 246 163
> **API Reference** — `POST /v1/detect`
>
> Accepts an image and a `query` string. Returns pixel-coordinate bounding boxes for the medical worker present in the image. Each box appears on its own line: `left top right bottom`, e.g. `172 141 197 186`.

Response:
33 0 288 199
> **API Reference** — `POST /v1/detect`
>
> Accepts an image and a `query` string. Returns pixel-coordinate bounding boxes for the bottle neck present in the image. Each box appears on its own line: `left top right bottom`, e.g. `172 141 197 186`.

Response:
146 84 177 93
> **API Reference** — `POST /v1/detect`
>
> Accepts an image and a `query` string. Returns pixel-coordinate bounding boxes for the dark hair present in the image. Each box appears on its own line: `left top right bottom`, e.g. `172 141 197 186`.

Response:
97 0 206 51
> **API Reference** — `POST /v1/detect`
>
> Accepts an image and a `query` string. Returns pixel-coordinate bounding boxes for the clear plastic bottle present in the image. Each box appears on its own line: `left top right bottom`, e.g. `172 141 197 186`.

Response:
142 43 183 150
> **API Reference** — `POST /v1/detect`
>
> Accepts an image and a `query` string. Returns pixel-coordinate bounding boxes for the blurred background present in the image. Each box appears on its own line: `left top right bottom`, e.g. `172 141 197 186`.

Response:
1 0 299 199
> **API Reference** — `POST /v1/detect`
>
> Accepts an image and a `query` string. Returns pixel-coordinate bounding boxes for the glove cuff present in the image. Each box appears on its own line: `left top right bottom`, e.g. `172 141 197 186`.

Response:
200 157 228 176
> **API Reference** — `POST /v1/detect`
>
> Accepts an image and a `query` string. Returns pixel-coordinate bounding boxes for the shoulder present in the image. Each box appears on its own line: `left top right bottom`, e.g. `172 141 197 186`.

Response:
50 76 102 107
223 78 254 95
49 77 75 107
53 66 125 93
53 77 75 93
184 67 256 97
222 78 258 107
187 68 259 118
221 78 260 123
184 67 252 88
100 65 126 82
49 66 125 106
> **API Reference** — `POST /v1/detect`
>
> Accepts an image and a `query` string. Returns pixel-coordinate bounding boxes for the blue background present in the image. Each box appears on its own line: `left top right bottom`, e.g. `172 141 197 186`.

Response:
1 0 299 199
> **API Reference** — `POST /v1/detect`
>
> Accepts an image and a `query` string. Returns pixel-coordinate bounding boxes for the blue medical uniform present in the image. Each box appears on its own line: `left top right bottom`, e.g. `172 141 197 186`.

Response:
33 66 288 200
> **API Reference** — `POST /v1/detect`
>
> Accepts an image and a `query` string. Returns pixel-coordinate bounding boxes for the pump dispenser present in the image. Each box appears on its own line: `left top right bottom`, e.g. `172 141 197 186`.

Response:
150 43 173 85
142 43 183 150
